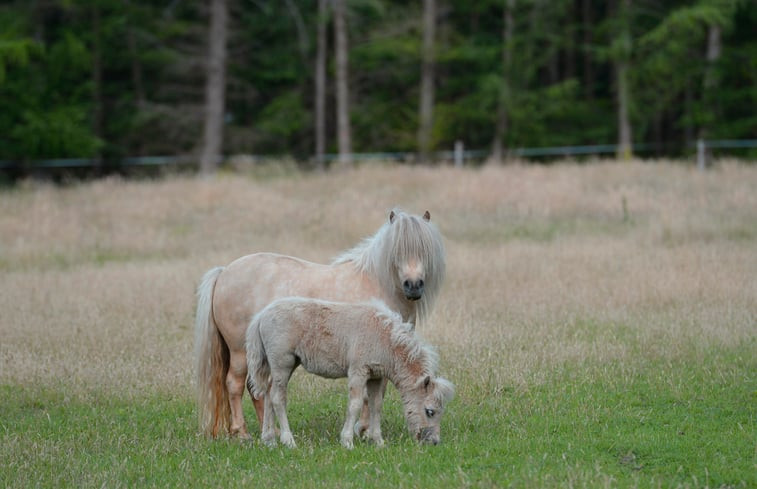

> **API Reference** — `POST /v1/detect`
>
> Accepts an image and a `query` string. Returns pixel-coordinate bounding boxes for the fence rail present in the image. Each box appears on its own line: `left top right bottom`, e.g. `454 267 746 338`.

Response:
1 139 755 171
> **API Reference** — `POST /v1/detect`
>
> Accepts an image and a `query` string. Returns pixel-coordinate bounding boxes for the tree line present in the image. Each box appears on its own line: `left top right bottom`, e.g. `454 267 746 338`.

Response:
0 0 755 172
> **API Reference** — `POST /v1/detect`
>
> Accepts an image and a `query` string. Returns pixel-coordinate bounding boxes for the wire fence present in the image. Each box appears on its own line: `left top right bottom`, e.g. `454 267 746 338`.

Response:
1 139 755 172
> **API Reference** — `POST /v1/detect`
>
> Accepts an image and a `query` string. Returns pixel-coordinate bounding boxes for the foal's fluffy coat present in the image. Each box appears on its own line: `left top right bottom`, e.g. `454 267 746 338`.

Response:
246 298 454 448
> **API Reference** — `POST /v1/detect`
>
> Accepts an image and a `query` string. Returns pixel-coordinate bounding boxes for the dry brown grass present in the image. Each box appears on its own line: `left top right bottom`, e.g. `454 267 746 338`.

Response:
1 159 755 400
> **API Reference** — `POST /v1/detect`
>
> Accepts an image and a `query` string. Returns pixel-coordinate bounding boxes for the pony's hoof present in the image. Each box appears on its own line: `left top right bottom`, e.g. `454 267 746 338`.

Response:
373 437 385 448
340 437 354 450
262 433 277 448
353 422 368 439
280 433 296 449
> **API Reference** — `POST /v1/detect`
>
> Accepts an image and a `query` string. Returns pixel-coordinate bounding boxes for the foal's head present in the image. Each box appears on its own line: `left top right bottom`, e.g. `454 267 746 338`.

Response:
403 375 455 445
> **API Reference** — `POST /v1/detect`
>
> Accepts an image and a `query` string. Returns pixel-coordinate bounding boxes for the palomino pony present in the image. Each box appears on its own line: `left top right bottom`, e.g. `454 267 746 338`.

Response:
195 209 445 438
246 297 455 448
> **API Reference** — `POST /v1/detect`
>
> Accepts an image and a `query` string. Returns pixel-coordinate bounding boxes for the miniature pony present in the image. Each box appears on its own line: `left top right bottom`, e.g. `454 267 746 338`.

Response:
196 209 446 439
245 297 454 448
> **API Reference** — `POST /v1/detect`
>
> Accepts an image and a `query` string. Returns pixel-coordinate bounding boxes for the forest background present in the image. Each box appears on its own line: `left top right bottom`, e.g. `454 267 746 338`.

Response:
0 0 755 170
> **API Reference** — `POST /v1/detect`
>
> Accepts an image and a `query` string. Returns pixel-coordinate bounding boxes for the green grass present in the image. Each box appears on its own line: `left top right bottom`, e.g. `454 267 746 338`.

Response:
3 344 754 488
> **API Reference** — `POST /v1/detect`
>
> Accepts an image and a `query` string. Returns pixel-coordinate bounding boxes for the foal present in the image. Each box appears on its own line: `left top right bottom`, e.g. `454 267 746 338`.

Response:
245 298 454 448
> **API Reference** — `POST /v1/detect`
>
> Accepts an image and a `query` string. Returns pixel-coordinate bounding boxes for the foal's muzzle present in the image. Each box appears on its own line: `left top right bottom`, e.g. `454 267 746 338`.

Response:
403 279 424 301
418 427 440 445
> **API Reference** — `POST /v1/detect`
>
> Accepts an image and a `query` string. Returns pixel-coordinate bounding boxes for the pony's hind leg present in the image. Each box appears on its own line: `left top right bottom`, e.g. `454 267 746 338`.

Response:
365 378 385 447
341 372 368 449
261 384 277 447
226 351 251 439
245 378 266 430
270 376 296 448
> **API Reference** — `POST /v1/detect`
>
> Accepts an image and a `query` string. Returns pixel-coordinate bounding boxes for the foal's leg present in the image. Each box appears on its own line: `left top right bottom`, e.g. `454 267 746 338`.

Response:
365 378 385 447
268 358 297 448
261 383 277 447
356 377 387 438
340 372 368 449
226 351 251 439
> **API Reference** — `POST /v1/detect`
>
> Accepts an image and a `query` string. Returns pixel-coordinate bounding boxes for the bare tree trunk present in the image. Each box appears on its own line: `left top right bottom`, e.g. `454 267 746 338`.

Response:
314 0 328 170
200 0 228 176
698 23 721 168
333 0 352 167
581 0 594 99
616 61 632 159
92 4 104 172
492 0 514 164
284 0 309 64
125 0 145 109
417 0 436 164
615 0 632 160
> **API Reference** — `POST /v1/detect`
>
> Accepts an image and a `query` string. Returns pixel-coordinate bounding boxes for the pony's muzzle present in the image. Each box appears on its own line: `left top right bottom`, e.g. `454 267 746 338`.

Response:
418 427 439 445
403 279 424 301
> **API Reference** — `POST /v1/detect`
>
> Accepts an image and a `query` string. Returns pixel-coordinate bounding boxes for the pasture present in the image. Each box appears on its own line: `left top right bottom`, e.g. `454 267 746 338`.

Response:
1 160 755 488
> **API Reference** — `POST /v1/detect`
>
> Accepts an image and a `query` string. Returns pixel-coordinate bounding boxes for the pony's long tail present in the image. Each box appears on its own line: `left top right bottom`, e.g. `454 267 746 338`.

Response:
194 266 231 438
245 310 270 400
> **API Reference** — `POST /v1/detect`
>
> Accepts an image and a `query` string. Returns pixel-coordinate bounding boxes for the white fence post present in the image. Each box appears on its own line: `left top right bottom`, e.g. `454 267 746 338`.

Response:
697 139 706 171
454 140 464 168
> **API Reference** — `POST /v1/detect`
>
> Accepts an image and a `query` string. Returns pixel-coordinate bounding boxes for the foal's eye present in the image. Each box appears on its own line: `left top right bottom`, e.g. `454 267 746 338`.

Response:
425 408 435 418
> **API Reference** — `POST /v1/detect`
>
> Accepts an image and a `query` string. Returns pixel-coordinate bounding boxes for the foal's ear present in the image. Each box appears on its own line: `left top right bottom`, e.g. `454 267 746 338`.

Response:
423 211 431 221
423 375 431 390
389 210 396 223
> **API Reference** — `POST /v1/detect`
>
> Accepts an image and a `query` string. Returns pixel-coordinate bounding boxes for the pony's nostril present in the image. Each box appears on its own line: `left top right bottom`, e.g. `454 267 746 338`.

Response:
403 280 410 289
418 279 424 288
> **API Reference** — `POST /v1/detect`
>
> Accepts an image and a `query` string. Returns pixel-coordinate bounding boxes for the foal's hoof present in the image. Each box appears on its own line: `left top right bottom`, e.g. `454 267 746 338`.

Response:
353 422 368 438
280 433 296 449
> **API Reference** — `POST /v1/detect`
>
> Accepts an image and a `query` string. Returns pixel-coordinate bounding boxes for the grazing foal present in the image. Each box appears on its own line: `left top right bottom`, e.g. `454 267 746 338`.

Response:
246 298 454 448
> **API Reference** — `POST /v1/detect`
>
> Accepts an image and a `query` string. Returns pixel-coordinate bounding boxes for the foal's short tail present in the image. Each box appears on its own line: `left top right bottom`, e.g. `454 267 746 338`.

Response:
245 311 270 400
194 266 231 438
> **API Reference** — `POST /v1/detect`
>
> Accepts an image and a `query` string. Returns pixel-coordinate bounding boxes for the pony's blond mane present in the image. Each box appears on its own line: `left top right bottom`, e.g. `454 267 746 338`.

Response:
368 299 439 383
333 209 446 324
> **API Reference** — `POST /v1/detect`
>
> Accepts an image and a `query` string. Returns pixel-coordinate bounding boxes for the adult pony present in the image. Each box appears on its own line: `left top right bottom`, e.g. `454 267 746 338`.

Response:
246 297 455 448
195 209 445 438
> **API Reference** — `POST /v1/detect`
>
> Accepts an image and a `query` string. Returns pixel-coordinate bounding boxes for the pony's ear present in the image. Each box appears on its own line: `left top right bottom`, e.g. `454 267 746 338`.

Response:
434 377 455 403
423 375 431 390
389 210 396 223
423 211 431 221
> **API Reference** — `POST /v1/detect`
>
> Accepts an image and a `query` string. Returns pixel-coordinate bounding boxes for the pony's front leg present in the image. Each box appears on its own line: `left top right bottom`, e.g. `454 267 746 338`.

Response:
227 352 251 439
270 378 296 448
365 378 384 447
341 374 367 449
356 377 387 440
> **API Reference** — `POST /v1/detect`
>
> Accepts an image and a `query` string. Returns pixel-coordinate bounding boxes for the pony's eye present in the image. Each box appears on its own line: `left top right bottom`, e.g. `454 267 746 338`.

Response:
425 408 435 418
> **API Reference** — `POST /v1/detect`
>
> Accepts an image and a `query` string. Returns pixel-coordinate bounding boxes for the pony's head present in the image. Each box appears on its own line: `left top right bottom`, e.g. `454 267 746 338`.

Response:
380 209 446 320
402 375 455 445
332 209 446 324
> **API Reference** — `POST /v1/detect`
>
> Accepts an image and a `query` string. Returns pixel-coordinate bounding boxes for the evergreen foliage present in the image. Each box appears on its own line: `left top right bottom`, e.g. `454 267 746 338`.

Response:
0 0 754 164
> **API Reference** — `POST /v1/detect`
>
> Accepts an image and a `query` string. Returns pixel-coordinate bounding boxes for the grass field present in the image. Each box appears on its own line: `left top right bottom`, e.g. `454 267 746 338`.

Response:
1 160 755 488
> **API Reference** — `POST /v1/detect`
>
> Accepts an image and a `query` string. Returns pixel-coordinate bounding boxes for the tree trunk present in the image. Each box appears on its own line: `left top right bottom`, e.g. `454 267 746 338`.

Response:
314 0 328 170
491 0 514 164
699 24 721 138
417 0 436 164
333 0 352 167
200 0 228 176
697 23 721 168
581 0 594 99
615 0 632 160
92 4 104 172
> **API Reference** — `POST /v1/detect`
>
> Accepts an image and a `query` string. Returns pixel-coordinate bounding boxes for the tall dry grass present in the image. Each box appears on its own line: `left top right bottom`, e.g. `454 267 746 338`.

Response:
1 160 755 400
